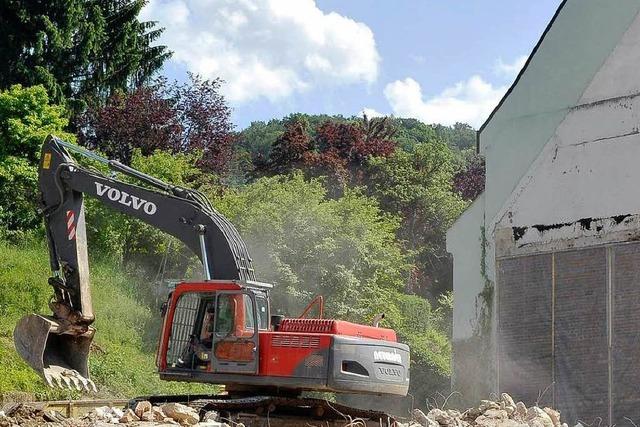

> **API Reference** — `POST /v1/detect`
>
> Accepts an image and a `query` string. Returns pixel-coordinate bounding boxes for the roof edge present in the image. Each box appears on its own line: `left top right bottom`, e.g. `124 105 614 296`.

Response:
477 0 569 142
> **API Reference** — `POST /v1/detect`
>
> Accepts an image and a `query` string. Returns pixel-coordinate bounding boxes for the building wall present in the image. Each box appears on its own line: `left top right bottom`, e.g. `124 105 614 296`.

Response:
447 194 485 341
496 243 640 425
481 0 640 225
496 8 640 248
447 0 640 409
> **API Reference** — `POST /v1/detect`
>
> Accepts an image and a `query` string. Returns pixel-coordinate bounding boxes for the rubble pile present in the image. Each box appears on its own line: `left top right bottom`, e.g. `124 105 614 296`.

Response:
0 394 568 427
405 393 567 427
0 402 230 427
87 401 231 426
0 403 88 427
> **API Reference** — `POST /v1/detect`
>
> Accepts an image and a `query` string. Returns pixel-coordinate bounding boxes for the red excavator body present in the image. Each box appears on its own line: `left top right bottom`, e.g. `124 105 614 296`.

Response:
156 281 409 396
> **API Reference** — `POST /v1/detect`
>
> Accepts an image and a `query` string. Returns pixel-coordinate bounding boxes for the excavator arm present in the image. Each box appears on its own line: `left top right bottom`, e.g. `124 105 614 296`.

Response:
14 135 256 391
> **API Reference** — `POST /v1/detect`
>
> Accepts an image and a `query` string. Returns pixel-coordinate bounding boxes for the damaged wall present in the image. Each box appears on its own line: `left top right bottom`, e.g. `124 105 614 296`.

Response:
447 0 640 414
490 5 640 425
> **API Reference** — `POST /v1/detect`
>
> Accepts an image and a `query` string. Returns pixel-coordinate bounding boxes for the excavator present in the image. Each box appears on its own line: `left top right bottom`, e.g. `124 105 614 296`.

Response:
13 136 410 417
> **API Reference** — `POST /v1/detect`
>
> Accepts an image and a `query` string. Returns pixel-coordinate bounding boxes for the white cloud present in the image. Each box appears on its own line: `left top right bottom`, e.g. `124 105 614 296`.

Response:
383 76 507 127
361 107 385 118
494 55 528 78
141 0 380 103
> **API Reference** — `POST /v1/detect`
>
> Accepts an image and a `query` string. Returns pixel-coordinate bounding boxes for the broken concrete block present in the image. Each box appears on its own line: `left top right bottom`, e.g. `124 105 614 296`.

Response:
515 402 528 419
119 408 140 424
202 410 220 422
479 400 501 412
134 400 153 418
525 407 554 427
501 393 516 408
475 408 509 426
112 407 124 419
412 408 438 427
428 408 454 425
543 407 561 427
161 402 200 426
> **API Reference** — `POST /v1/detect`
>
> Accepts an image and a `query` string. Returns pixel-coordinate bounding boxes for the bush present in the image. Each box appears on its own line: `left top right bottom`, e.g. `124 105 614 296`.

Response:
0 239 218 399
0 85 74 239
214 173 451 400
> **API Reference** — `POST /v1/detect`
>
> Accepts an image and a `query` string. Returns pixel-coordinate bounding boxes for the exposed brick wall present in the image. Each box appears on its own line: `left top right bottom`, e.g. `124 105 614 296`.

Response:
495 245 640 425
612 243 640 425
498 254 553 407
554 248 608 424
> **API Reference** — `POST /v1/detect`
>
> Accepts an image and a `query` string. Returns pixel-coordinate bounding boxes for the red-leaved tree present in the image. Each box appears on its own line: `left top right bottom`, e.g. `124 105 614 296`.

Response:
453 154 485 200
264 119 313 175
259 117 396 185
77 74 234 175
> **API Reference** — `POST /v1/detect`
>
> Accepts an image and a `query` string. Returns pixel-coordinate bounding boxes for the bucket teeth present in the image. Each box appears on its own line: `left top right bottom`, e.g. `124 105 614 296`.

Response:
14 314 96 393
43 366 97 392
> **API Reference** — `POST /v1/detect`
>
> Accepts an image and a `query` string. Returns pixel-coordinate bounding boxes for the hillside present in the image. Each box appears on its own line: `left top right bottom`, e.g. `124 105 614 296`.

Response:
0 239 218 400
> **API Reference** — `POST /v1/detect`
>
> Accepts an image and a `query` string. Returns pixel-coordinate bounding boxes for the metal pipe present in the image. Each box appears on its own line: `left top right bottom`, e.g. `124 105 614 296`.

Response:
197 226 212 280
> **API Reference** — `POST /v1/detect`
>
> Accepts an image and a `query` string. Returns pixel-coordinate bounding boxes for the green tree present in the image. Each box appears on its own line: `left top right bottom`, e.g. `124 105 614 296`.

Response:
392 118 439 151
367 141 466 298
433 122 476 150
215 172 451 400
0 0 171 105
0 85 74 162
0 85 74 238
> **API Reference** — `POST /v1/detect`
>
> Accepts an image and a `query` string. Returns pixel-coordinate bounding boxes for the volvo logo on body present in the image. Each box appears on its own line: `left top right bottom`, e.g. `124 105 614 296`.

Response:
377 366 402 377
95 182 157 215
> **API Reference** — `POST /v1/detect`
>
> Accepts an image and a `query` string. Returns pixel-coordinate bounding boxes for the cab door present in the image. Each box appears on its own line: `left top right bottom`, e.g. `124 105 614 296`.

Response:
211 291 259 374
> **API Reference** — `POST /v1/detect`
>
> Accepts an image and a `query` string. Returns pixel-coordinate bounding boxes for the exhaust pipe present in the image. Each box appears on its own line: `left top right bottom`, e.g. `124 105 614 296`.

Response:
14 314 96 391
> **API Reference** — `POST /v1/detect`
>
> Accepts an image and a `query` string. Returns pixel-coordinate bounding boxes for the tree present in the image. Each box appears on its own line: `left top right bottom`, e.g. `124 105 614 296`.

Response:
392 118 438 151
0 0 171 105
258 117 396 185
215 173 451 401
264 118 312 175
0 85 74 238
433 122 476 150
312 120 396 180
77 83 180 164
367 141 466 298
77 75 235 175
453 153 485 200
172 75 235 174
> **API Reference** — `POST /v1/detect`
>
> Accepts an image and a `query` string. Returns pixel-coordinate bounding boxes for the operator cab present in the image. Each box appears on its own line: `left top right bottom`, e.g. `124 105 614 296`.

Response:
158 280 271 376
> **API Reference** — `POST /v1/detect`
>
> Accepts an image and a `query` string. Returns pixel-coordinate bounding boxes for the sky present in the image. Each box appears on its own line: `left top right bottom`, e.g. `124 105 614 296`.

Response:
141 0 563 129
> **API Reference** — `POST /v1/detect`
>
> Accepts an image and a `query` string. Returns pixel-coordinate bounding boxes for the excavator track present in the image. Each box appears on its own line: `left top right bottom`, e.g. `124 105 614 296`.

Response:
129 394 399 426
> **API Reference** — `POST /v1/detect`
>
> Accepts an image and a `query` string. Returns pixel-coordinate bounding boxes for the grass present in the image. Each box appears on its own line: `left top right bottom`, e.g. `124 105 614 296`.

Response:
0 239 219 400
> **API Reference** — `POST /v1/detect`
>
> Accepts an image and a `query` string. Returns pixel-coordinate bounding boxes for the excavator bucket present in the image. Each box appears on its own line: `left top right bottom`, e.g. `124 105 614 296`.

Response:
14 314 96 392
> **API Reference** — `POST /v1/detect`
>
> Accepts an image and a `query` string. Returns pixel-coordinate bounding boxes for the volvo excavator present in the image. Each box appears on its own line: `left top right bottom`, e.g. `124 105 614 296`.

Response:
13 136 410 421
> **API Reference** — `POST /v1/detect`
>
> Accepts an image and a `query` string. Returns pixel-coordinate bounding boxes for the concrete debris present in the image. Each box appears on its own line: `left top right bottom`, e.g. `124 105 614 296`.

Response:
0 393 570 427
160 403 200 426
201 411 219 422
87 403 216 426
0 403 89 426
400 394 569 427
134 401 153 418
119 409 140 424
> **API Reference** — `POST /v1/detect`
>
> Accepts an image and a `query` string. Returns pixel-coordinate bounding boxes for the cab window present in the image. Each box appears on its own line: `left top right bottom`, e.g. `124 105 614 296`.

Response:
214 294 234 336
243 294 255 331
256 295 269 330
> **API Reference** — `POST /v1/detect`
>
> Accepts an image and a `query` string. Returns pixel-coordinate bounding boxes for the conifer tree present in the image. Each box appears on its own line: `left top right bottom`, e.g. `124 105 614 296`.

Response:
0 0 171 105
